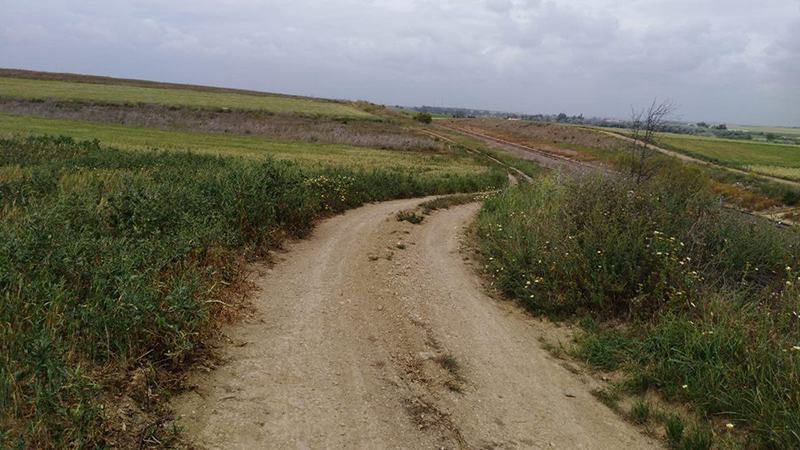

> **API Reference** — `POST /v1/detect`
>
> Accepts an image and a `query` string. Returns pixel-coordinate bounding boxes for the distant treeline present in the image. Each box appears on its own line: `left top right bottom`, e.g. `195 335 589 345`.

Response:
401 105 800 145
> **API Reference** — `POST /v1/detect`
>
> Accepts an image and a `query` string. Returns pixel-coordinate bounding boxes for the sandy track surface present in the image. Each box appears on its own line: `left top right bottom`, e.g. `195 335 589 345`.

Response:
173 199 662 450
435 124 607 177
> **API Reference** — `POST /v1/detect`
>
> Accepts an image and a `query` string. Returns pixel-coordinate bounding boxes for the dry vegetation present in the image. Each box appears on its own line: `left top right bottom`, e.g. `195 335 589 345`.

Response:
444 118 800 212
441 118 624 163
0 98 439 152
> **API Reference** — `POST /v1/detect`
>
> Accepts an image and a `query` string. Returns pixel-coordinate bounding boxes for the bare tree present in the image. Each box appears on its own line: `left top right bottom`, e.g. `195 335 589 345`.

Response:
628 98 677 183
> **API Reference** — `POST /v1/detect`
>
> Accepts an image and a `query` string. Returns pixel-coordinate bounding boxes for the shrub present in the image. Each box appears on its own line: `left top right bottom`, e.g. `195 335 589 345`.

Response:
479 168 800 448
413 112 433 124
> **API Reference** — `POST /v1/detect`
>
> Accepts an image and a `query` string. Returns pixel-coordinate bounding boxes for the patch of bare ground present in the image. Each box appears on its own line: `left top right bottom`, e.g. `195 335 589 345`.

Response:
442 118 623 162
0 98 442 152
172 198 661 449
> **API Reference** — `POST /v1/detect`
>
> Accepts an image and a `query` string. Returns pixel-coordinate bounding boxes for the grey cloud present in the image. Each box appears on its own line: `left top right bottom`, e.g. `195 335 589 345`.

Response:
485 0 514 13
0 0 798 125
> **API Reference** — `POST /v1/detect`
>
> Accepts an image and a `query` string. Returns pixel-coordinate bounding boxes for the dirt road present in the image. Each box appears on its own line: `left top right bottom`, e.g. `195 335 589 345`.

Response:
435 124 608 177
173 199 662 450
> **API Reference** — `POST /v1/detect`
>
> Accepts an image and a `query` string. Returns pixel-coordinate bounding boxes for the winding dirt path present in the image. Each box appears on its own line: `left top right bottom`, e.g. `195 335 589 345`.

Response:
173 199 662 450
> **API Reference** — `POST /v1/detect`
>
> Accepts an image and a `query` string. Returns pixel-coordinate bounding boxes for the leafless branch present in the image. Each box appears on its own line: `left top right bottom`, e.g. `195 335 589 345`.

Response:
628 98 677 183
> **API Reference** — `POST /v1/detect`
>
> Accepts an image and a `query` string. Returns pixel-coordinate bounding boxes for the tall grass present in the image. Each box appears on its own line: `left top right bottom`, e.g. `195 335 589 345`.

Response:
478 166 800 448
0 98 440 152
0 136 505 449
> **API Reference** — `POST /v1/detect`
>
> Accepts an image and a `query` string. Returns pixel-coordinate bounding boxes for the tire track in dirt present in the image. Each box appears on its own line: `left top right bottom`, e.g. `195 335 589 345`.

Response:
435 124 609 177
439 123 796 229
173 199 662 449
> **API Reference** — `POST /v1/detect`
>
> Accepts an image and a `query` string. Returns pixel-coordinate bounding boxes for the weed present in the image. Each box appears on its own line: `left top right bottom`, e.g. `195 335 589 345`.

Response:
591 388 621 412
446 381 463 393
572 328 631 371
478 168 800 448
665 415 686 449
419 193 479 214
682 427 713 450
629 399 651 425
435 354 462 377
397 210 424 224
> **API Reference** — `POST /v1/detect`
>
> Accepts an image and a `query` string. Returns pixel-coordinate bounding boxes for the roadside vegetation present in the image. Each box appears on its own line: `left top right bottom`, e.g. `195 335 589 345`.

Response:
419 193 483 214
478 161 800 449
445 118 800 211
0 135 505 449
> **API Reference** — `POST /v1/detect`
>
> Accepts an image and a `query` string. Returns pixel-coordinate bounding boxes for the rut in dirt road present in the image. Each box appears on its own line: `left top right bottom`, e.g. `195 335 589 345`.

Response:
173 198 662 450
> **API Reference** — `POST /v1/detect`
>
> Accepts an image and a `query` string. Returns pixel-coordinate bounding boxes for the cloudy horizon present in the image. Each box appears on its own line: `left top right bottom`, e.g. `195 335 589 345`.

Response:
2 0 798 126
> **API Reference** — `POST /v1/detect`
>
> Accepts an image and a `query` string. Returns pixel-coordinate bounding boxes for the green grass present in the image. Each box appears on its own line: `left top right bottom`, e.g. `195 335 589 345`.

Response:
0 113 490 178
0 77 370 118
583 126 800 206
656 133 800 180
396 210 425 224
478 166 800 448
418 125 544 180
0 135 505 449
629 399 652 425
732 125 800 137
392 107 452 119
419 193 482 214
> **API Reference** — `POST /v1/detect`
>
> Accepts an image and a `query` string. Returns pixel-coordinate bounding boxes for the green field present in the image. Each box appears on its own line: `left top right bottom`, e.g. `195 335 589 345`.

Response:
0 77 371 118
732 124 800 137
0 113 487 177
392 107 453 118
658 133 800 180
587 126 800 182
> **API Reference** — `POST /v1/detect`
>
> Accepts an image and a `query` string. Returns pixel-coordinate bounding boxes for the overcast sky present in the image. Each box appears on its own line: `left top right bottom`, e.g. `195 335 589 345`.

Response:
1 0 798 126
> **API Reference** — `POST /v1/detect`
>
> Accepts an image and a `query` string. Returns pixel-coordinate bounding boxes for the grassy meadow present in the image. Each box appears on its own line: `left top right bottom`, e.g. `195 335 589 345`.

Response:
731 125 800 137
0 113 490 178
0 77 370 118
478 164 800 449
657 133 800 181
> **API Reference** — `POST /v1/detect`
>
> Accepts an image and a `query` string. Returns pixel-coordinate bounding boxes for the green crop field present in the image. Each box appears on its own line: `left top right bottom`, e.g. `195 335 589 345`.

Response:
732 124 800 137
0 76 371 118
0 113 488 177
658 133 800 181
392 107 453 118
